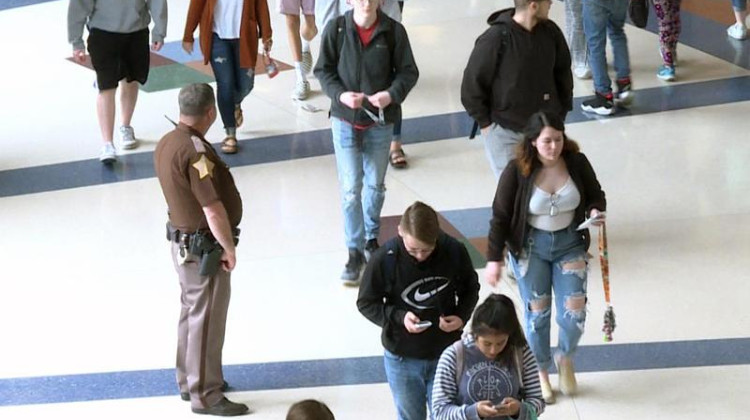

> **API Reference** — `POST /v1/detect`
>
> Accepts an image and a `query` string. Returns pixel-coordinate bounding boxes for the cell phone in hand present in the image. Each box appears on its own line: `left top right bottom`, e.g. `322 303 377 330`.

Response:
414 320 432 329
576 211 606 231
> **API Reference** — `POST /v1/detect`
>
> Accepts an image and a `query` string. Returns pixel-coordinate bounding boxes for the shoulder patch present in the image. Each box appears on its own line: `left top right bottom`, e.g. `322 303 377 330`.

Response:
190 135 206 153
192 154 215 179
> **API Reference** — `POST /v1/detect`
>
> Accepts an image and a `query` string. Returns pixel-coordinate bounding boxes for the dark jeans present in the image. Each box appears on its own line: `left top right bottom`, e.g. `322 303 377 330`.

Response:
209 33 255 129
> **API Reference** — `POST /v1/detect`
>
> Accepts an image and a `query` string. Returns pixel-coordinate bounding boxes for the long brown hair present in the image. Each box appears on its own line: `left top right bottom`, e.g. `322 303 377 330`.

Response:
516 110 580 177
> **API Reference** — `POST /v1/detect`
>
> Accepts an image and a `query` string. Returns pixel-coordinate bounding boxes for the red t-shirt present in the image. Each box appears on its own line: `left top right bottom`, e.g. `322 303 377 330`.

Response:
356 17 379 48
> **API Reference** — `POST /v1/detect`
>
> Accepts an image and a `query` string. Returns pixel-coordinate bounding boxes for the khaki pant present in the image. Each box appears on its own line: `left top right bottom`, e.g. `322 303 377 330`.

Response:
171 242 231 409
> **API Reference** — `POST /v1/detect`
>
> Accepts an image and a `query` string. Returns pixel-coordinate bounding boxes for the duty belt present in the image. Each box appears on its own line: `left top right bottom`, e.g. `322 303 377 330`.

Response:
166 223 240 246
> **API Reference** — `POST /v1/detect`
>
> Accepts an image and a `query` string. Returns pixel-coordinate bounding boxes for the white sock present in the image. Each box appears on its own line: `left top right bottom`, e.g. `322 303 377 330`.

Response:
294 62 306 81
302 40 311 53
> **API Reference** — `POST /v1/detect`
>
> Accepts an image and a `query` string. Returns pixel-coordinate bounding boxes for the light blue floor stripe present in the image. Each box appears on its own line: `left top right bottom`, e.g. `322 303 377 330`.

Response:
1 338 748 406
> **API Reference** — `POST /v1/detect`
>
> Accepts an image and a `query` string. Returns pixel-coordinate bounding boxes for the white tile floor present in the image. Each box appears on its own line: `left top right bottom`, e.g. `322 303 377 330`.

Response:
1 0 749 419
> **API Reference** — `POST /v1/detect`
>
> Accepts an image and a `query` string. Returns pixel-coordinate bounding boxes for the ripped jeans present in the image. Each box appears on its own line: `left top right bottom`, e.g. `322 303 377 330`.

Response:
331 118 392 250
508 225 588 371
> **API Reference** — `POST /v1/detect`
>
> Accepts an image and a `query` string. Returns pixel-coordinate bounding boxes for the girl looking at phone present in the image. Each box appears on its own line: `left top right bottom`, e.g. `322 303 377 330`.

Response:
431 294 544 420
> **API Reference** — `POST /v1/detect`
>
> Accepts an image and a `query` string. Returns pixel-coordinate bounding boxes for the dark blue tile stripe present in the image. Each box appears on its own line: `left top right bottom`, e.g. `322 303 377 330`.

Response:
1 338 748 406
3 75 750 199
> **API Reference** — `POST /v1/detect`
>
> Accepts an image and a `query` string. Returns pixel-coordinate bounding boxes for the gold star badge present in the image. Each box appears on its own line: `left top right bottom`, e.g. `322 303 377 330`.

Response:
192 154 215 179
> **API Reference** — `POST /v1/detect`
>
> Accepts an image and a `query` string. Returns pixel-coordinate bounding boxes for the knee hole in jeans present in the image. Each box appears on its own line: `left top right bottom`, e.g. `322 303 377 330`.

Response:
560 259 587 279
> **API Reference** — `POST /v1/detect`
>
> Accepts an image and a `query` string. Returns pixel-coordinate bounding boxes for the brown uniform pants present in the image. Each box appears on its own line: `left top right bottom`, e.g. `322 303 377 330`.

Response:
171 242 231 409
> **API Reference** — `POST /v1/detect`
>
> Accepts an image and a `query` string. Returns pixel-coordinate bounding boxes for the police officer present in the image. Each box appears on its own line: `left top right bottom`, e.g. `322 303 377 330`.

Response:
154 83 247 416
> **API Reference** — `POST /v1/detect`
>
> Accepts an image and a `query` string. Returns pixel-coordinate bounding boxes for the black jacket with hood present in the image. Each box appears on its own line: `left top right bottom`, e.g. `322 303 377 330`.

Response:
357 233 480 360
314 10 419 127
461 8 573 132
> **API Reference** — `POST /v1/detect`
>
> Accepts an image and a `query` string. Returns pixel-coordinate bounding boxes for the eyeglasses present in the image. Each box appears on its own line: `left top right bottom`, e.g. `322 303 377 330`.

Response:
549 193 559 217
362 107 386 126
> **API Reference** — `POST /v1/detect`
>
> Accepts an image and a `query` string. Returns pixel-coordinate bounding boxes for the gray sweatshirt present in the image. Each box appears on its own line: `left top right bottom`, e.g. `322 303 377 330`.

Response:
68 0 168 51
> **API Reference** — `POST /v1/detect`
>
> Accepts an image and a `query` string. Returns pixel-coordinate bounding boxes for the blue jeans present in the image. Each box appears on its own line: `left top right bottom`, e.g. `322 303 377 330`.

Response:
582 0 631 94
508 225 588 371
482 123 524 180
210 33 255 129
383 349 438 420
331 118 392 250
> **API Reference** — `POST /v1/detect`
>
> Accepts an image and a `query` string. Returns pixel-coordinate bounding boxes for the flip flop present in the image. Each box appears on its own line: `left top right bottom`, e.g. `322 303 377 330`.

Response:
389 148 407 169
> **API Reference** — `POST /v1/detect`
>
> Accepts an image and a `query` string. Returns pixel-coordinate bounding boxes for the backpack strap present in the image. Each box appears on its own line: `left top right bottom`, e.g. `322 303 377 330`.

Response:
468 23 510 140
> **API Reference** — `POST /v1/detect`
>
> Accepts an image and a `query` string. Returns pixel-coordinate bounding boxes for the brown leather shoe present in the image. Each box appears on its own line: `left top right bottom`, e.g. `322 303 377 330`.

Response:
221 136 238 154
192 397 249 416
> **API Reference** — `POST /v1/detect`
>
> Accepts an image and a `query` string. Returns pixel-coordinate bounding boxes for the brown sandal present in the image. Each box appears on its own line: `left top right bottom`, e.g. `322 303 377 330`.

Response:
221 135 238 154
389 148 407 169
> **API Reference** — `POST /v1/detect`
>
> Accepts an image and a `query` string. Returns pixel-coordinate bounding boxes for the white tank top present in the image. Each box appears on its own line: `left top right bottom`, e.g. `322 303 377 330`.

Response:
213 0 243 39
528 177 580 231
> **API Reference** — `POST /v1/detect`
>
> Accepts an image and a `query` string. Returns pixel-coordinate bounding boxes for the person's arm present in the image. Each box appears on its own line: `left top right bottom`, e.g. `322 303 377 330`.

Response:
431 346 478 420
357 252 407 328
487 162 520 262
202 201 237 271
385 23 419 106
551 23 573 115
314 19 348 106
578 153 606 216
460 27 502 130
183 0 207 43
518 345 545 417
454 244 480 324
256 0 273 48
147 0 168 46
67 0 94 52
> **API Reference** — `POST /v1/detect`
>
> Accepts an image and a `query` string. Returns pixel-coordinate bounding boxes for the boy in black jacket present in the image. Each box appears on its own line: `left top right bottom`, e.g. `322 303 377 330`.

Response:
461 0 572 179
357 201 479 420
314 0 419 285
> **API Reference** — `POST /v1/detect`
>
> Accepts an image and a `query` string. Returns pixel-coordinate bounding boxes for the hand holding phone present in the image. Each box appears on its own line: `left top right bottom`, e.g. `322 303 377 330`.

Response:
414 320 432 329
577 211 606 231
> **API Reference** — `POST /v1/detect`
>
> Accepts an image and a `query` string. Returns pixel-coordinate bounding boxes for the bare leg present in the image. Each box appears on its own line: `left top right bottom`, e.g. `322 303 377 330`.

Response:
301 14 318 41
735 9 748 26
96 88 117 143
119 80 139 127
285 14 302 62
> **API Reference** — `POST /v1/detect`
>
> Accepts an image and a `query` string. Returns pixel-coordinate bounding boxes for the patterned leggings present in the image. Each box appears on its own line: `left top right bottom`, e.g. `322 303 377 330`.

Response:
653 0 682 66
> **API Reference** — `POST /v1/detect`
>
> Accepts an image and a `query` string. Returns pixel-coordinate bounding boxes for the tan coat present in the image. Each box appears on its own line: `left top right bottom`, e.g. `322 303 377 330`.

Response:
183 0 272 69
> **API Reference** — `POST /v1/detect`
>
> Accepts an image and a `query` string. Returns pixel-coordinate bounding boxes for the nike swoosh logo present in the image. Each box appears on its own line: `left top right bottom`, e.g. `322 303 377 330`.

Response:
414 283 450 303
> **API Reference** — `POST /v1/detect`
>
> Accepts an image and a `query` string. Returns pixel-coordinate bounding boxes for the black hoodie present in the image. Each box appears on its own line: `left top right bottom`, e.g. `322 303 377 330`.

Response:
357 233 480 360
461 8 573 132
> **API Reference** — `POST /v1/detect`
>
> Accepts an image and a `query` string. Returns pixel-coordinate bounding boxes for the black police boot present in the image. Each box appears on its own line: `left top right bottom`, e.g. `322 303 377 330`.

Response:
191 397 249 416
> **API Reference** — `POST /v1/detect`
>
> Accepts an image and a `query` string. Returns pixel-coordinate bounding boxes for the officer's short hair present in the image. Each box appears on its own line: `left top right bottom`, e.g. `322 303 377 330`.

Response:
399 201 440 245
178 83 215 117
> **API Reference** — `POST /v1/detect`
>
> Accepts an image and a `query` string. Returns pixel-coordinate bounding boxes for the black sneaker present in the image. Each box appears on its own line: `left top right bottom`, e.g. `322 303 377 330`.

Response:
581 92 615 116
615 78 634 107
191 397 249 416
341 248 365 287
364 238 380 262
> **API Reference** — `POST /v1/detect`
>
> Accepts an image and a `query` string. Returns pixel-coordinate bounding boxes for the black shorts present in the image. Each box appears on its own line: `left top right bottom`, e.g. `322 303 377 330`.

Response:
87 28 150 91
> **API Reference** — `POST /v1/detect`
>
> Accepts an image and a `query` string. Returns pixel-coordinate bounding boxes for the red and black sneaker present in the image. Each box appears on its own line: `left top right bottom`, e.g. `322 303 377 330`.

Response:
581 92 615 116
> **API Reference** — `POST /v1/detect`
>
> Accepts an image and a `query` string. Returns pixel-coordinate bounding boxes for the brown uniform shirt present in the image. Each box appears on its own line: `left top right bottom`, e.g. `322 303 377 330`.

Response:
154 123 242 232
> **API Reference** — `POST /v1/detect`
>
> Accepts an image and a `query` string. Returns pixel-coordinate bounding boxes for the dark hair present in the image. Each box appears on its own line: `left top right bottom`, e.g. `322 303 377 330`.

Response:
399 201 440 245
286 400 335 420
515 110 580 177
470 294 527 362
514 0 547 10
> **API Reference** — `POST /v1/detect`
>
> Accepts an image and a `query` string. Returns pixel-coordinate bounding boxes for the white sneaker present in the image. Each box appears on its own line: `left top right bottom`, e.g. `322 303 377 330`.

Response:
119 125 139 150
301 50 313 75
99 143 116 163
727 23 748 40
573 64 592 80
292 79 310 100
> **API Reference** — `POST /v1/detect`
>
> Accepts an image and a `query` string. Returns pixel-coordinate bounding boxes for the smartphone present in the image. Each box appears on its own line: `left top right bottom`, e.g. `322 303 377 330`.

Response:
576 211 606 231
414 320 432 329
